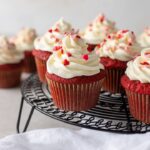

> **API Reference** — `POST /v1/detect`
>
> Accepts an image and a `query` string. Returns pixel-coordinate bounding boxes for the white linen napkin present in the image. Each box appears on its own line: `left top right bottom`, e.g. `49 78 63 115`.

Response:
0 128 149 150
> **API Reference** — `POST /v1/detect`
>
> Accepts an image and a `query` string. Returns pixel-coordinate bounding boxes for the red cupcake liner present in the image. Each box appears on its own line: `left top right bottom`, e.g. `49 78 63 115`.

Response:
102 68 125 93
33 50 51 83
23 51 36 73
0 62 23 88
34 57 47 83
46 72 105 111
125 90 150 124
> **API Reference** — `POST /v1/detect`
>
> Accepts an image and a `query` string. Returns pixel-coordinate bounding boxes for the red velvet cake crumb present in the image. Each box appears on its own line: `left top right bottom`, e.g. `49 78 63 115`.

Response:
121 75 150 94
100 57 127 69
46 70 105 84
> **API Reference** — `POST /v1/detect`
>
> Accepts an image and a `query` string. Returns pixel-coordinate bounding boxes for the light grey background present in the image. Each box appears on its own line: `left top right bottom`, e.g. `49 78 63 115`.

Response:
0 0 149 35
0 0 149 138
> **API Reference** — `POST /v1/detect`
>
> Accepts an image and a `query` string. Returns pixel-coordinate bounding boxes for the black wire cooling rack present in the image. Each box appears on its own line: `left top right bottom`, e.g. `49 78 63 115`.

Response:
17 74 150 134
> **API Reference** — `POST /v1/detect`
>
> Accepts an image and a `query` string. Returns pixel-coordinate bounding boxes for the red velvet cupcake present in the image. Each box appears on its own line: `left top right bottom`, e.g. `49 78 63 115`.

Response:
14 28 37 73
33 18 74 83
95 29 141 93
121 48 150 124
82 14 117 50
0 36 24 88
46 33 105 111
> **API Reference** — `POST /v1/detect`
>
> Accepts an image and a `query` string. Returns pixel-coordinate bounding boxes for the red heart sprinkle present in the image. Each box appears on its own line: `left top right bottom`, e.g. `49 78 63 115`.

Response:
61 49 64 54
55 38 60 42
54 28 59 32
104 39 107 42
48 29 52 33
53 46 62 51
82 54 89 61
76 35 81 39
117 34 122 39
99 15 105 22
122 30 129 34
67 52 72 57
97 44 101 48
87 46 93 52
128 42 132 46
63 59 70 66
107 35 111 39
140 61 150 65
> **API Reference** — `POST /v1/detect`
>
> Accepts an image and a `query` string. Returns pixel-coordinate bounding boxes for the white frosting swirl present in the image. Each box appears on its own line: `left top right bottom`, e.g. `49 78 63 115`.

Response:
126 48 150 83
138 27 150 48
82 14 117 44
0 36 24 65
34 18 73 52
15 28 37 51
47 34 104 78
96 30 141 61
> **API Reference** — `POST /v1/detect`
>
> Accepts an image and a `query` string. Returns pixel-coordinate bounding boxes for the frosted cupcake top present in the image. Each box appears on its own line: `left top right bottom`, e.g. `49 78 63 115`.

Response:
82 14 117 45
0 36 24 65
95 30 141 61
138 27 150 48
34 18 74 52
15 28 37 51
126 48 150 83
47 33 104 78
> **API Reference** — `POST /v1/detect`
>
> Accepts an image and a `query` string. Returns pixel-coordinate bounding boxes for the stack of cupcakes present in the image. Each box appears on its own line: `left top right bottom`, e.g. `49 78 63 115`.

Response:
0 13 149 124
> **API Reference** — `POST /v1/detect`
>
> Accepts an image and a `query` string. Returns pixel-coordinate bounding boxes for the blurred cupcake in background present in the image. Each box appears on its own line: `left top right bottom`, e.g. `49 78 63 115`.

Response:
0 36 24 88
95 30 141 93
81 14 117 51
14 27 37 73
46 33 105 111
138 27 150 48
121 48 150 124
33 18 74 83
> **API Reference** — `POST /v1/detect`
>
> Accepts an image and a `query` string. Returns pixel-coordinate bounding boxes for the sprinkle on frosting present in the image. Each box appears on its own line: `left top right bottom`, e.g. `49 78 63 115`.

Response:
82 54 89 61
47 33 104 78
34 18 74 52
82 14 117 44
95 29 142 61
63 59 70 66
126 48 150 83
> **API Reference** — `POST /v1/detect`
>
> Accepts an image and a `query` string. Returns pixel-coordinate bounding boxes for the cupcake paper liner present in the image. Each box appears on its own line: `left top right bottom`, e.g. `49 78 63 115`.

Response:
102 68 125 93
125 90 150 124
46 74 105 111
23 51 36 73
33 50 51 83
34 57 47 83
0 63 22 88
